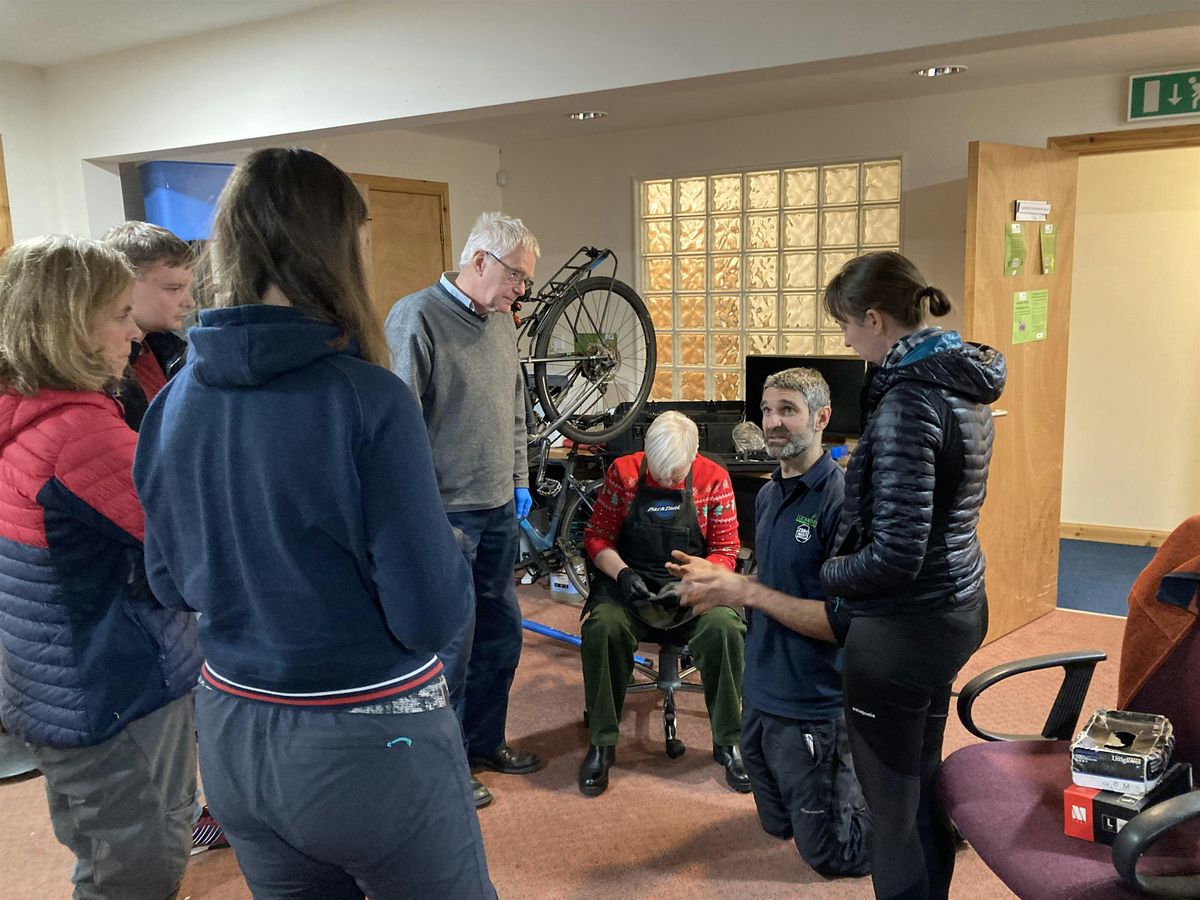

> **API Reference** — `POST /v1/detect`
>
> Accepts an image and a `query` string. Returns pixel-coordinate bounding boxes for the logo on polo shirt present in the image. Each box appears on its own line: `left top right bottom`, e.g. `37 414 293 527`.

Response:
647 500 682 520
794 513 817 543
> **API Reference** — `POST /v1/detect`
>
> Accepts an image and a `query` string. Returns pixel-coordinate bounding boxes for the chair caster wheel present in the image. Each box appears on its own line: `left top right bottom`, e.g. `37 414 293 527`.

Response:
666 739 686 758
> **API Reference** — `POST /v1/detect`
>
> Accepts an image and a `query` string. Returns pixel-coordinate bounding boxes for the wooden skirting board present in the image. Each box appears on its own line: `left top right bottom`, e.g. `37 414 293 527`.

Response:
1060 522 1169 548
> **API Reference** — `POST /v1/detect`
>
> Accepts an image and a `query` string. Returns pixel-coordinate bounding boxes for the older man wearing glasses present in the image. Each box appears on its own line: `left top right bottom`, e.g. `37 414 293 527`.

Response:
386 212 542 810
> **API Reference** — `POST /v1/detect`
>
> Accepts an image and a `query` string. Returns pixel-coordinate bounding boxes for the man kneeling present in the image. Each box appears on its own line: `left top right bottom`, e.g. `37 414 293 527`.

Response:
578 411 748 797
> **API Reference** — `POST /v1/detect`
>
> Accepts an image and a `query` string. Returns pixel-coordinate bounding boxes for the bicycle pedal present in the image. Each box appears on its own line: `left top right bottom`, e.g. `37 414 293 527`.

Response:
536 479 562 497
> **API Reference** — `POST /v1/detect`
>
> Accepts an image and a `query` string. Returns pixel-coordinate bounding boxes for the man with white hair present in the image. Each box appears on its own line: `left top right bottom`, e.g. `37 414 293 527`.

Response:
386 212 542 809
578 411 746 797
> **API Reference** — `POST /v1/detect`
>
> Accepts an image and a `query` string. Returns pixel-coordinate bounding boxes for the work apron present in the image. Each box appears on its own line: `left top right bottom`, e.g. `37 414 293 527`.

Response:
587 459 705 630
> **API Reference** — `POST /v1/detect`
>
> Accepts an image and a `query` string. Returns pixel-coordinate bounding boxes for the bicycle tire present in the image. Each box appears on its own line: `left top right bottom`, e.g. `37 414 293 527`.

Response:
558 478 602 598
532 277 655 444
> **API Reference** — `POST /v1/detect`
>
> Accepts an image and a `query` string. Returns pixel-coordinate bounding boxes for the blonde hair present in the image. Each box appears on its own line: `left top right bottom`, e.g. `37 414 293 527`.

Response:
644 410 699 486
196 147 389 368
0 235 134 396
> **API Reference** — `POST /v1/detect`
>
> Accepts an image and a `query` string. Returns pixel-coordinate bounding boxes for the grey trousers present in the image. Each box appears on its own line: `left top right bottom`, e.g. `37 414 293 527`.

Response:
32 693 197 900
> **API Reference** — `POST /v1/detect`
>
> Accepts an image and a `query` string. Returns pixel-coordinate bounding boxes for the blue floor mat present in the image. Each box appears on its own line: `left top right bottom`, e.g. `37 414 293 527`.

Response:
1057 539 1156 616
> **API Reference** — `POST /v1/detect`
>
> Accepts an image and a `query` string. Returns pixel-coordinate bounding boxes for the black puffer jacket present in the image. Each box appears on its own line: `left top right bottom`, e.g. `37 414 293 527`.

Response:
821 337 1006 616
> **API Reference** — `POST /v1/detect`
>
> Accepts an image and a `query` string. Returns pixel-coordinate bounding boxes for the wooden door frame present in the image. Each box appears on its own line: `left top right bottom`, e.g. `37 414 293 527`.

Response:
0 135 14 254
1048 122 1200 155
348 172 453 270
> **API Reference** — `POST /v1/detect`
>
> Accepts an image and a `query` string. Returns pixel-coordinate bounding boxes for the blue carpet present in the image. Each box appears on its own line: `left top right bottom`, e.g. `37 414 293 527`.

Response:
1057 539 1156 616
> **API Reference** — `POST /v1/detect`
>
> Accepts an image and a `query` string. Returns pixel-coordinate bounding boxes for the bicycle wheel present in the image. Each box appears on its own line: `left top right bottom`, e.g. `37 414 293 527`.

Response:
533 277 655 444
558 478 602 598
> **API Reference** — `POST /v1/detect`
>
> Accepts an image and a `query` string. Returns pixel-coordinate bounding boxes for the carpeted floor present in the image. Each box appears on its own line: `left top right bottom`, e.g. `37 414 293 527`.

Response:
1057 538 1157 617
0 586 1127 900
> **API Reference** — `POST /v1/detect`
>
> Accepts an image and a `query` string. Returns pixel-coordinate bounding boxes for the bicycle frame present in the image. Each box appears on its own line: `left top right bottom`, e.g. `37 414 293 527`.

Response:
516 246 624 444
516 445 595 580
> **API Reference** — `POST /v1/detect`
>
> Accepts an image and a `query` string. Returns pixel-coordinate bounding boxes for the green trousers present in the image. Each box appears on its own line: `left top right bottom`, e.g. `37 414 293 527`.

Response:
581 601 746 747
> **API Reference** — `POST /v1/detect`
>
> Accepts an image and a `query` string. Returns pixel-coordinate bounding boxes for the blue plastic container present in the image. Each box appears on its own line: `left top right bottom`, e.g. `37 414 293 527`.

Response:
138 160 234 240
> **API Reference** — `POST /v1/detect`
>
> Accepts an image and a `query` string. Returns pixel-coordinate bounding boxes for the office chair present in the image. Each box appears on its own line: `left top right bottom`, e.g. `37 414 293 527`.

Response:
626 639 705 757
939 516 1200 898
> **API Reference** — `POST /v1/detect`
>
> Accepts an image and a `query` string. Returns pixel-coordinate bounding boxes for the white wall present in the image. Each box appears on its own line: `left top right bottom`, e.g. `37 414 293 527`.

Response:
162 128 503 261
0 62 57 239
17 0 1196 234
1062 148 1200 532
499 71 1167 332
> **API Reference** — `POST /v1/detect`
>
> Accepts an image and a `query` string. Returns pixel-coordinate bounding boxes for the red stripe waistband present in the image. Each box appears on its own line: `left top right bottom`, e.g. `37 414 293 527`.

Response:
200 660 444 707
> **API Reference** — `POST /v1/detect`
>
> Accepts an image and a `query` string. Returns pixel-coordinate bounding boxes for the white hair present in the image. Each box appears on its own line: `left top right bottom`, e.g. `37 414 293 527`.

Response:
644 411 699 487
458 211 541 268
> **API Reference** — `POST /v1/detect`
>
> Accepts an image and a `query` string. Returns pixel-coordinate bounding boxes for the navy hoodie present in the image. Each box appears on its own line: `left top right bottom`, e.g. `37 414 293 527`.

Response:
133 306 472 706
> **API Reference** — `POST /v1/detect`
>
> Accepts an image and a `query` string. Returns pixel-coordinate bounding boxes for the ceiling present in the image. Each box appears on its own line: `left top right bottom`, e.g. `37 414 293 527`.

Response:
400 21 1200 145
0 0 344 66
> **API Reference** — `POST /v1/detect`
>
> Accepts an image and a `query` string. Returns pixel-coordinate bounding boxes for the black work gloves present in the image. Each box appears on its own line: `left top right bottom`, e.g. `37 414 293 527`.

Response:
617 567 653 604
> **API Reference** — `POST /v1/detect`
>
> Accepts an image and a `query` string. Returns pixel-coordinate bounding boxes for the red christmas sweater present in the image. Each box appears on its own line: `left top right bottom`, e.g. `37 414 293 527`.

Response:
583 451 739 571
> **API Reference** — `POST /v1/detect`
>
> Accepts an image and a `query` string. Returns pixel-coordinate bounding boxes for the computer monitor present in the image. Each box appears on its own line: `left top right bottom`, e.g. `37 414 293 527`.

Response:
743 355 868 440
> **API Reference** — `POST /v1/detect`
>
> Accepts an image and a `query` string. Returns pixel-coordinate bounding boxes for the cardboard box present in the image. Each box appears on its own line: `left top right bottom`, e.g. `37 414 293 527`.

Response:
1070 709 1174 795
1064 762 1193 844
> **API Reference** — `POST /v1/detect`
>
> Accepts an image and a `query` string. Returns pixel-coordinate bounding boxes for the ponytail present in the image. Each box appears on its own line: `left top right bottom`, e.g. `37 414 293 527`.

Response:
915 285 952 318
824 251 952 328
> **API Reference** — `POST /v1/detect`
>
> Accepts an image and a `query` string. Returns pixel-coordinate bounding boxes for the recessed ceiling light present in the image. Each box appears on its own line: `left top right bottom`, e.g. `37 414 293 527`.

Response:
566 110 608 120
913 65 968 78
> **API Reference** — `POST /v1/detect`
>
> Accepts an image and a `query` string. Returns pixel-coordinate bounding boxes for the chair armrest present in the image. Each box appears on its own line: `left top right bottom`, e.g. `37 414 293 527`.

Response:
956 649 1106 742
1113 790 1200 897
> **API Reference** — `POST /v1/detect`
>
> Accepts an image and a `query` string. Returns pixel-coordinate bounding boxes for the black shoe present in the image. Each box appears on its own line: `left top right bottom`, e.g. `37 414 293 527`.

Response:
713 744 752 794
577 744 615 798
471 776 493 809
469 743 542 775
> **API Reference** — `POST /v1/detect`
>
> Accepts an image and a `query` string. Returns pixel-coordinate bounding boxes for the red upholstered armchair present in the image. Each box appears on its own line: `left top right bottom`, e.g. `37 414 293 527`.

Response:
939 517 1200 898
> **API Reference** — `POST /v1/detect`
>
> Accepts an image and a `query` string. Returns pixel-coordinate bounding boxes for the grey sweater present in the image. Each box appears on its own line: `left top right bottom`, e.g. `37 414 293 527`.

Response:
385 278 528 512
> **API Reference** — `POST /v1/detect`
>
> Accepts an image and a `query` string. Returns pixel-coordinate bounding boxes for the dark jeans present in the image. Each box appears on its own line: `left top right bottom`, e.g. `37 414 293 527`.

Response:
842 604 988 900
741 705 871 878
33 693 196 900
443 501 523 757
196 685 495 899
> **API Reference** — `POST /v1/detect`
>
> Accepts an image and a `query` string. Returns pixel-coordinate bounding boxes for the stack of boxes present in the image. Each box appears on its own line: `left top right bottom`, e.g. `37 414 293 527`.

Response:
1063 709 1192 844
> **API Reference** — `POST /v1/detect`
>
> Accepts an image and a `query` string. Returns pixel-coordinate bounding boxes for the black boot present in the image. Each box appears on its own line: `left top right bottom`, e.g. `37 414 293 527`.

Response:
713 744 752 794
577 745 615 797
471 775 494 808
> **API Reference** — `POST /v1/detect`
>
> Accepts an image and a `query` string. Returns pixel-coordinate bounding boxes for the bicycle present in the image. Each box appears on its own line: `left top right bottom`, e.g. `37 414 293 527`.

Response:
516 246 656 446
512 246 657 598
515 443 603 598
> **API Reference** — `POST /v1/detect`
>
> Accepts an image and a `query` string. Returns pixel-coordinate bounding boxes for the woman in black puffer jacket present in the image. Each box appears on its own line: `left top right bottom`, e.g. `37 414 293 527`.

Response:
821 252 1006 900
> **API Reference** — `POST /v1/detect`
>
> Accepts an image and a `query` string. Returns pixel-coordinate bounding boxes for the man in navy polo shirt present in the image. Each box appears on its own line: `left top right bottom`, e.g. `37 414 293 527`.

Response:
667 367 870 879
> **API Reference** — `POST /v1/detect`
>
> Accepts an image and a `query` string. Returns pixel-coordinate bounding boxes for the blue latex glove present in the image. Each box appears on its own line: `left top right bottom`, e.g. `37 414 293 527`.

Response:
514 487 532 520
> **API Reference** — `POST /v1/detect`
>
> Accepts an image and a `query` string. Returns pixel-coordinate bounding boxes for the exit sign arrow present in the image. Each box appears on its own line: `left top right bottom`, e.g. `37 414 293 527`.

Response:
1169 84 1182 106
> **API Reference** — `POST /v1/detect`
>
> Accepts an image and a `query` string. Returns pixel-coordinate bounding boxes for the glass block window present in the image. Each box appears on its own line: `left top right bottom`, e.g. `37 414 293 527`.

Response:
638 158 901 401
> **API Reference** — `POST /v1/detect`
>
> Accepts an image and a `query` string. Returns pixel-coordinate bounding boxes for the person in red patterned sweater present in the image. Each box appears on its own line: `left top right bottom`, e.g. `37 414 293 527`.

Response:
578 410 747 797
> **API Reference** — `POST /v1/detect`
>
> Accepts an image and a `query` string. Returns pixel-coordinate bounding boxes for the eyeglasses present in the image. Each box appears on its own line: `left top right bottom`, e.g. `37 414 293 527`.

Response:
485 251 534 293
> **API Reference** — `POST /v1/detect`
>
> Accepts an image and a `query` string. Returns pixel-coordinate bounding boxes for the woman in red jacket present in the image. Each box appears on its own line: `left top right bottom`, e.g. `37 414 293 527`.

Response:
0 235 202 898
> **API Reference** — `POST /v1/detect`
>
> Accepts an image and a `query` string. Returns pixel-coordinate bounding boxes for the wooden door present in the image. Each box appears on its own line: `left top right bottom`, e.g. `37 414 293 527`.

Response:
349 173 451 322
963 141 1078 643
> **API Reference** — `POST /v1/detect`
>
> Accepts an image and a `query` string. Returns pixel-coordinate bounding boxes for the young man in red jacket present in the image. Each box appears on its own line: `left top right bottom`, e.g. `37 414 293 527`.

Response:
102 221 226 852
103 222 195 430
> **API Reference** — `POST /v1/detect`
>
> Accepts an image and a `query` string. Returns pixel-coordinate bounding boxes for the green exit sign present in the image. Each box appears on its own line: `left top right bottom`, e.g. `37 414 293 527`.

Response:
1128 69 1200 121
